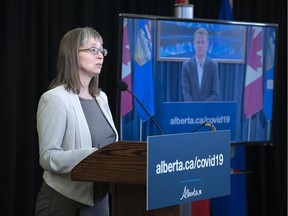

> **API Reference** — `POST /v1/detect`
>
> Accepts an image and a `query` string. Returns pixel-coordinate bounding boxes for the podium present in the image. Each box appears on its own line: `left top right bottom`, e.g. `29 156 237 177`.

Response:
71 131 230 215
71 141 179 216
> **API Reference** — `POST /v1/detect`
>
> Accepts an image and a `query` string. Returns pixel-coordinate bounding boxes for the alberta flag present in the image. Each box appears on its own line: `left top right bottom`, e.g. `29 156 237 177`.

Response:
263 28 275 121
244 27 264 118
218 0 233 20
133 19 155 121
120 18 133 117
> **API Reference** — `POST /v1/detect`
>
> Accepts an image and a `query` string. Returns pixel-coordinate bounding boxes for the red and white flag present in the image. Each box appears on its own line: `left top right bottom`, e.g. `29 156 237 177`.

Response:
244 27 263 118
120 19 133 117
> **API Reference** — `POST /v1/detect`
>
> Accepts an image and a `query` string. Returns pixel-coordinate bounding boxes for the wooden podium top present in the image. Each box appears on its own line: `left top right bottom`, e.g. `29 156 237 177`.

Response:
71 141 147 185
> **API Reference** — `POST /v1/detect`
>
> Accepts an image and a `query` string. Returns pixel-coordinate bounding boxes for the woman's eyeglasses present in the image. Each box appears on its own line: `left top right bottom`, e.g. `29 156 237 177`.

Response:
79 46 108 56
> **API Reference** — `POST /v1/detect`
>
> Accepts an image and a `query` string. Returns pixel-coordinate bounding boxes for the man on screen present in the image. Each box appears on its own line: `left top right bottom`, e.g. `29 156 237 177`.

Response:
181 27 220 101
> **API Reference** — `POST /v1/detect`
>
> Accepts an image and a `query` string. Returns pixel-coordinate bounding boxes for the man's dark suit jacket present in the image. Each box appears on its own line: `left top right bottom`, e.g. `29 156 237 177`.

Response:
181 57 220 101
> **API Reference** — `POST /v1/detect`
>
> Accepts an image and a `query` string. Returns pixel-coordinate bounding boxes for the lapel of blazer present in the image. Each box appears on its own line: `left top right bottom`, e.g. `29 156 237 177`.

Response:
191 58 201 93
202 59 208 87
201 58 210 90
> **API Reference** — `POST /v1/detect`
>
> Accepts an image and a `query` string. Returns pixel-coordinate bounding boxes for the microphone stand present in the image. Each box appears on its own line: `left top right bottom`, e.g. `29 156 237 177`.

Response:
191 122 217 132
126 88 164 135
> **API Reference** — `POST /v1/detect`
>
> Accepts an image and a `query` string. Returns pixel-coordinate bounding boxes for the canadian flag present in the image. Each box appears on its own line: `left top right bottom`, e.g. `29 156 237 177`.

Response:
120 19 133 117
244 27 263 118
175 0 188 3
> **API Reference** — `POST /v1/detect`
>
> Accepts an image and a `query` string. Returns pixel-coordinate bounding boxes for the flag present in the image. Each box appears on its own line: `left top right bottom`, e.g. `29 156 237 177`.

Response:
263 28 275 121
218 0 233 20
244 27 264 118
191 200 210 216
133 19 155 121
175 0 188 3
120 18 133 117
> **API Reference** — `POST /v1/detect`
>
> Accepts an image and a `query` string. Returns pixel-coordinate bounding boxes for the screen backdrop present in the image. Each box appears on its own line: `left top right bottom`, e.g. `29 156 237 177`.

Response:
119 14 277 145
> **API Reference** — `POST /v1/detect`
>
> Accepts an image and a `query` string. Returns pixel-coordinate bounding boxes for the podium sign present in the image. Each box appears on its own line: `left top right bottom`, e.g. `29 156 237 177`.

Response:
147 130 230 210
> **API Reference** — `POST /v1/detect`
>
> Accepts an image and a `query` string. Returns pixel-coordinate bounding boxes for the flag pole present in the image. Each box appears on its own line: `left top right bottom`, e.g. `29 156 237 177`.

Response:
174 0 193 18
267 120 271 140
247 117 251 141
174 2 194 216
120 117 123 141
139 119 143 141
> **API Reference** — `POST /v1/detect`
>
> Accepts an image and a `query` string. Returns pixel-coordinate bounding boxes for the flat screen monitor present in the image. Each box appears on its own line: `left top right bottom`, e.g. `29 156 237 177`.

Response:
116 13 278 146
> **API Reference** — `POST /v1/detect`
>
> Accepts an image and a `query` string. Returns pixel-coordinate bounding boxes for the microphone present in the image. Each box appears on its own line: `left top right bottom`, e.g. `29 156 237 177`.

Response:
204 122 217 131
191 121 217 132
117 80 164 135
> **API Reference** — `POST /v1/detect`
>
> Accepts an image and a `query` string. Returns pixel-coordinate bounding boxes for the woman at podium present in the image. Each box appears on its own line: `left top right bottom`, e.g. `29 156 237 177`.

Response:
34 27 118 216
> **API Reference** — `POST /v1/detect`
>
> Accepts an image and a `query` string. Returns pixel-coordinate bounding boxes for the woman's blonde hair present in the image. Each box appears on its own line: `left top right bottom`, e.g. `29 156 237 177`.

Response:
50 27 103 96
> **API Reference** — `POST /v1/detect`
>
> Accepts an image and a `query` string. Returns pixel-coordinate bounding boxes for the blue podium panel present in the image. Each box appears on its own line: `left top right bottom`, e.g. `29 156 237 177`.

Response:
147 131 230 210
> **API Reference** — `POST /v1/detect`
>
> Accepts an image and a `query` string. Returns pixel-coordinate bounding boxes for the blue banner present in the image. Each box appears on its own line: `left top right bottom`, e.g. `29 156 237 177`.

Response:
158 102 236 140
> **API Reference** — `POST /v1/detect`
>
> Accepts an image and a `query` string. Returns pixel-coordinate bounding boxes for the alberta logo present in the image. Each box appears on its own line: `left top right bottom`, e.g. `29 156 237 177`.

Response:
180 186 202 200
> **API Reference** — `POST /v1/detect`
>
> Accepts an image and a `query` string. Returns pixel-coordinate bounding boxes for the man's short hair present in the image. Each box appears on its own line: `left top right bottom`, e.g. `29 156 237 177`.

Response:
194 28 209 39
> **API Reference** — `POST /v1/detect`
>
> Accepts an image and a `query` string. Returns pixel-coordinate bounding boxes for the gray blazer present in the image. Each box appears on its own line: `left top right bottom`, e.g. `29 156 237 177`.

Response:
37 85 118 206
181 57 220 101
